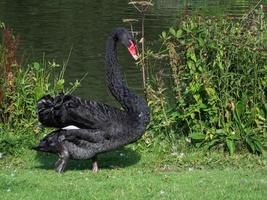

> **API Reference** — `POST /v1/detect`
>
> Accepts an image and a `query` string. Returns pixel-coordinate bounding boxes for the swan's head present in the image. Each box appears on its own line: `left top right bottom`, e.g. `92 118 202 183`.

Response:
114 27 139 60
32 133 60 153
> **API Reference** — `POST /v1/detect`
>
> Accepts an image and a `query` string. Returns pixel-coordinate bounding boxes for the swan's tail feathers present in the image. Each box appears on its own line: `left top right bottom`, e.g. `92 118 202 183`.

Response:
36 94 66 128
37 95 54 113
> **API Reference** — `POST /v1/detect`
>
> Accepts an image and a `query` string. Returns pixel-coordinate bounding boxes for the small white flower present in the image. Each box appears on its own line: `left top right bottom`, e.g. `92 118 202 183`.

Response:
240 179 248 184
188 167 194 172
160 190 165 195
11 170 16 177
171 152 178 156
119 153 125 157
7 188 11 192
185 137 191 143
177 152 185 159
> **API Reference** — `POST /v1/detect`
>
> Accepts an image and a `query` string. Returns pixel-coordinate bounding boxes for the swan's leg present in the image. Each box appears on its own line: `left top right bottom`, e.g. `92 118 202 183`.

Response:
55 144 69 173
92 155 98 173
54 157 61 168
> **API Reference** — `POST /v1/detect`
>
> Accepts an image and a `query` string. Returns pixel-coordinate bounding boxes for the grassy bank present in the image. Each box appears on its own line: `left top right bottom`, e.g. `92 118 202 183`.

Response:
0 148 266 200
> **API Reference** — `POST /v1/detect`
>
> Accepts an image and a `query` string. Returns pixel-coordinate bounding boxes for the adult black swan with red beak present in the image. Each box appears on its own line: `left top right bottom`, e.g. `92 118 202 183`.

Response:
33 28 150 173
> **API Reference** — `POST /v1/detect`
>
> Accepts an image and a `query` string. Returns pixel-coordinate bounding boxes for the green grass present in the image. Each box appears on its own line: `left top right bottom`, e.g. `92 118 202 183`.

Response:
0 147 266 200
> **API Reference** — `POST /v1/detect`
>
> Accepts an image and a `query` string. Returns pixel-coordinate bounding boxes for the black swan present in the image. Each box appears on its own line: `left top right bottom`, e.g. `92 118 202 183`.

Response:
33 27 150 173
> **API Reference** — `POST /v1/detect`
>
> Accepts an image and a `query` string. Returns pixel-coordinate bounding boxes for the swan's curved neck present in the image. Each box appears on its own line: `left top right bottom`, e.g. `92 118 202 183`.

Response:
105 35 148 119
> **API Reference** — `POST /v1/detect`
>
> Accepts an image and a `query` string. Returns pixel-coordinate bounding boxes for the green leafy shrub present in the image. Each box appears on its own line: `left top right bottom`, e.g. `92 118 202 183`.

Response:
0 61 80 155
146 9 267 154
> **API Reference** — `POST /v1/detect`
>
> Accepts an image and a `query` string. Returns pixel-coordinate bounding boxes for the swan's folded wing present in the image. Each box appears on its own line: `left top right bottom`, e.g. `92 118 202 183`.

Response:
65 99 122 129
37 94 124 129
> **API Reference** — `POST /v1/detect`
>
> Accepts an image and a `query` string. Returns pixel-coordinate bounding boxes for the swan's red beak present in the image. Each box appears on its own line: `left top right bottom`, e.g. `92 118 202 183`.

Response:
128 40 138 60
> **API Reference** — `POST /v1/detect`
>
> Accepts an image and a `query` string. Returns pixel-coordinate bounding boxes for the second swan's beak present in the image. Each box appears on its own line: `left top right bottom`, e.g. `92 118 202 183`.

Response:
128 40 139 60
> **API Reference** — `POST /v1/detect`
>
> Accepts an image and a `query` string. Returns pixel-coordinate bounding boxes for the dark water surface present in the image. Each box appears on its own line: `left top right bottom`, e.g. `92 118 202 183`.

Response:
0 0 266 104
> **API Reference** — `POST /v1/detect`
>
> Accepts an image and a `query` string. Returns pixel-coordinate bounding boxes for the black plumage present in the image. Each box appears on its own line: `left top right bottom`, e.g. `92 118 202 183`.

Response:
33 28 150 173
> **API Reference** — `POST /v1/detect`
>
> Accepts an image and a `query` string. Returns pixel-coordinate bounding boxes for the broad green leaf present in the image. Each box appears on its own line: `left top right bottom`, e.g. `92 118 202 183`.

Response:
189 133 206 140
161 31 167 39
186 50 197 62
0 21 5 29
195 140 205 148
176 29 183 38
215 129 225 135
254 140 264 153
226 138 235 155
199 103 207 109
56 79 65 91
205 87 216 96
33 62 40 70
187 60 195 70
198 37 205 47
236 101 245 117
246 137 255 153
190 113 195 119
169 27 176 36
193 94 200 101
204 139 220 150
171 111 179 118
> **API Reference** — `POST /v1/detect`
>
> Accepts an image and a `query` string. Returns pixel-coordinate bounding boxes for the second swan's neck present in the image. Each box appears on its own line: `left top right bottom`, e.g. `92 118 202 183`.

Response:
105 34 148 121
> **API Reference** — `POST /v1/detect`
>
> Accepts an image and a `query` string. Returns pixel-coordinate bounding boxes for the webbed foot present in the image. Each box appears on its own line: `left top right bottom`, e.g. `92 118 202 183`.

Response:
55 159 68 173
92 155 98 173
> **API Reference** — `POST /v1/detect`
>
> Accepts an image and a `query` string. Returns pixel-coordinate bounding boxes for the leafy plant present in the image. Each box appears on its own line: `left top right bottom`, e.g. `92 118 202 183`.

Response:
0 24 81 155
145 8 267 154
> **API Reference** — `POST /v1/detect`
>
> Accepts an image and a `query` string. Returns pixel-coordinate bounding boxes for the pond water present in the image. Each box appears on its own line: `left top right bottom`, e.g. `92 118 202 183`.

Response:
0 0 266 104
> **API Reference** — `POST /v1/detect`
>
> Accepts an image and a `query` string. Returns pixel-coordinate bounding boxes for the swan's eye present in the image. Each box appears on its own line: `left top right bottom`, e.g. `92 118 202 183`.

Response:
127 40 138 60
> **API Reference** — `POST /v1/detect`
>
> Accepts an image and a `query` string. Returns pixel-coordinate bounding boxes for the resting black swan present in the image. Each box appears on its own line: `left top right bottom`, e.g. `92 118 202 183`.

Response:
33 27 150 173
